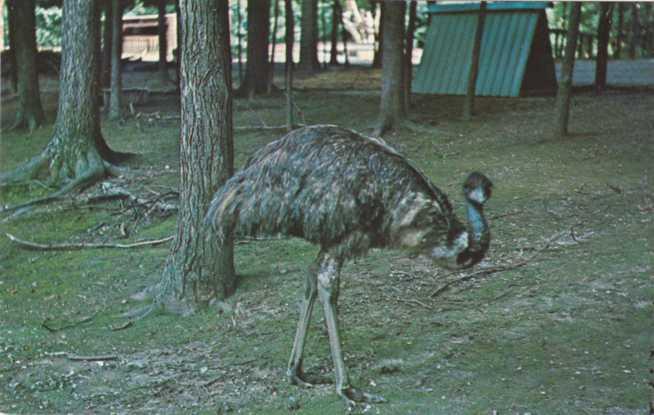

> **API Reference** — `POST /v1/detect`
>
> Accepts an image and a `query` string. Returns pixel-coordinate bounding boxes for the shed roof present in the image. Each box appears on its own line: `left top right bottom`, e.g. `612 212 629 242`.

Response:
413 2 556 97
428 2 550 14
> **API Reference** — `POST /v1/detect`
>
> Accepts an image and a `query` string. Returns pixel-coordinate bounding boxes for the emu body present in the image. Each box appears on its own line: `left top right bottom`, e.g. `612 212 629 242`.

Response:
206 125 492 407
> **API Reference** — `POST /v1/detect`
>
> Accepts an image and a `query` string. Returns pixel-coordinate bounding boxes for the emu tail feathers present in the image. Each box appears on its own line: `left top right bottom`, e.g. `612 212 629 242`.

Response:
205 179 244 245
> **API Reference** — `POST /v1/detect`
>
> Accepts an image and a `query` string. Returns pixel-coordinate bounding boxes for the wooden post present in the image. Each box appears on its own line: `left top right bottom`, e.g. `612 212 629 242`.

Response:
285 0 294 131
629 3 641 59
555 2 581 137
1 0 5 51
340 1 350 66
595 2 612 94
268 0 280 93
615 3 623 58
463 1 486 121
329 0 340 65
236 0 243 82
403 0 417 113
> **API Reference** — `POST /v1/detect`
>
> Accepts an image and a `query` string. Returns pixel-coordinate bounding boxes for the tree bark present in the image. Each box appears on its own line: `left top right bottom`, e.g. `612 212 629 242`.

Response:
329 0 340 65
268 0 280 93
320 0 328 67
298 0 319 72
235 0 243 82
6 0 17 93
101 0 113 87
463 1 486 121
376 0 405 136
341 3 350 66
0 0 4 51
156 0 236 313
372 1 384 69
157 0 170 82
614 3 623 58
285 0 294 131
237 0 271 97
108 0 123 120
595 2 612 94
174 0 181 92
629 3 641 59
0 0 123 191
8 0 45 131
555 2 581 137
403 0 417 113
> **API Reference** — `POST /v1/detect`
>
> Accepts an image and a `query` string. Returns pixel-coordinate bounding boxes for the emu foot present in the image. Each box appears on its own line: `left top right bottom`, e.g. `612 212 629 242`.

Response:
288 369 332 388
338 386 386 411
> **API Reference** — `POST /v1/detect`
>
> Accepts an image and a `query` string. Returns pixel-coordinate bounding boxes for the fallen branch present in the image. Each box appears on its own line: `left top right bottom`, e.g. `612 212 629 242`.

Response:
41 313 97 333
429 231 567 298
101 182 177 214
6 233 173 251
110 320 134 331
45 352 118 362
234 123 306 131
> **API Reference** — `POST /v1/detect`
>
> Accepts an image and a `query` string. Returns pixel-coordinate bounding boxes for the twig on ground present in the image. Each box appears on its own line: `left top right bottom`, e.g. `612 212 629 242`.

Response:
429 230 568 298
45 352 118 362
6 233 173 251
110 320 134 331
235 124 306 131
41 313 98 333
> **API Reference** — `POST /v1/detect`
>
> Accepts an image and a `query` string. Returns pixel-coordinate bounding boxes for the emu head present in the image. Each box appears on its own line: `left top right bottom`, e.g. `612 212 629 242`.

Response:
429 172 493 270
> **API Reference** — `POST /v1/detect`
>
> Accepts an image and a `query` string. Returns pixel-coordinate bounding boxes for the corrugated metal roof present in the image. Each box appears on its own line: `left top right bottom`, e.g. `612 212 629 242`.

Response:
428 2 549 14
413 6 548 97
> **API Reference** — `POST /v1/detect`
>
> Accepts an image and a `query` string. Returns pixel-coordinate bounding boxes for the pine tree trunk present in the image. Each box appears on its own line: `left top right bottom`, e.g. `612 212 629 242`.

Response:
8 0 45 131
376 0 405 136
0 0 4 51
629 3 641 59
108 0 123 120
268 0 280 93
595 2 612 94
0 0 120 190
298 0 319 72
341 4 350 67
372 2 384 69
320 0 327 68
157 0 236 313
555 2 581 137
285 0 294 131
93 2 104 112
463 1 486 121
157 0 169 82
615 3 623 58
235 0 243 82
6 0 17 93
403 0 417 113
237 0 271 96
175 0 181 91
101 0 113 88
329 0 340 65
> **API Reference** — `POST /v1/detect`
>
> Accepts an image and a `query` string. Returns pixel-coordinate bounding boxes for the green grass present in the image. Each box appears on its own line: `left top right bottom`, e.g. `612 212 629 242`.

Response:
1 68 652 414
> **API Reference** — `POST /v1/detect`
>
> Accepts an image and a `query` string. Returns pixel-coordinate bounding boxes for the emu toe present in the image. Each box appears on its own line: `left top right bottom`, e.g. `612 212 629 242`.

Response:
339 386 386 410
288 368 332 388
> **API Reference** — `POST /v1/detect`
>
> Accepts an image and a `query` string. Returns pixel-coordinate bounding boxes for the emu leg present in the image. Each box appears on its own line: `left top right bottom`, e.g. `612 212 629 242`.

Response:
287 259 319 387
316 254 385 409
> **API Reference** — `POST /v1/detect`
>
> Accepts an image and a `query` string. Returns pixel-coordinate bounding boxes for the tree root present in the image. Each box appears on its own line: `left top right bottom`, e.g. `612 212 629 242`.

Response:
1 163 109 219
0 153 49 187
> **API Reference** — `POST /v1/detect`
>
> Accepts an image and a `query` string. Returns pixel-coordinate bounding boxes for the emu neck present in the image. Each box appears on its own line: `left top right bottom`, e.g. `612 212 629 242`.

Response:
466 199 489 250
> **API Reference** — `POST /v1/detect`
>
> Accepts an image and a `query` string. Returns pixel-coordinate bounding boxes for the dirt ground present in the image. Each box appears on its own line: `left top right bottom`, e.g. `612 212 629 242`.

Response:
0 67 652 414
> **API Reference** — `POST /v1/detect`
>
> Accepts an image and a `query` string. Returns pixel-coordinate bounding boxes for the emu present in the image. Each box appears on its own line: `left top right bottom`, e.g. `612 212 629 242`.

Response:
206 125 492 408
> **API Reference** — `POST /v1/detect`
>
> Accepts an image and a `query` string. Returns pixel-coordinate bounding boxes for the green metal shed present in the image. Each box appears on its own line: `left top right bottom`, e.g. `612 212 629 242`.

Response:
413 2 557 97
